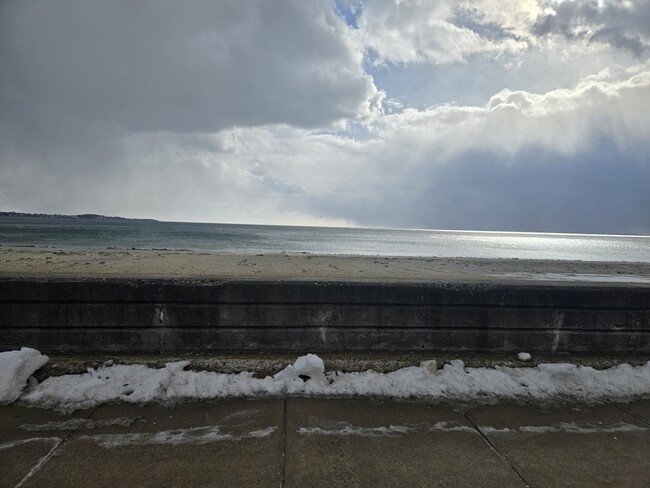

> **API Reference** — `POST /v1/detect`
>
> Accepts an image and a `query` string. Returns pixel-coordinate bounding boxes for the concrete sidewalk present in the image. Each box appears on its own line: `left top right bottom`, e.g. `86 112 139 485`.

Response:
1 398 648 488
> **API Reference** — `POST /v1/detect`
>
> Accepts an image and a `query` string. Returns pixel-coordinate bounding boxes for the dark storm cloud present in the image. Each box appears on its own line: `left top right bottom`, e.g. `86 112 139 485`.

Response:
450 7 516 43
305 139 650 234
0 0 379 218
0 0 377 135
533 0 650 57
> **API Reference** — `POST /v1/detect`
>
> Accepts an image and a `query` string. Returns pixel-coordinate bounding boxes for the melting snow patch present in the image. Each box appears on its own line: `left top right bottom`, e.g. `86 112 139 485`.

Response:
20 417 142 432
427 421 475 433
298 420 476 436
517 421 647 434
298 422 413 437
298 425 412 437
482 421 648 435
79 425 277 448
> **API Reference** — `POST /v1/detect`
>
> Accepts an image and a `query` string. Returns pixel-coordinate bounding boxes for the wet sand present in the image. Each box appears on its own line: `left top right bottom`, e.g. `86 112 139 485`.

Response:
1 245 648 284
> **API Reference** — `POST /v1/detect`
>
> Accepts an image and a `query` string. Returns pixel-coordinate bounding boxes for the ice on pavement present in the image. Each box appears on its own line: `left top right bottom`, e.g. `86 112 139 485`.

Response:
0 347 49 406
298 420 475 437
78 425 278 448
1 349 649 411
20 417 141 432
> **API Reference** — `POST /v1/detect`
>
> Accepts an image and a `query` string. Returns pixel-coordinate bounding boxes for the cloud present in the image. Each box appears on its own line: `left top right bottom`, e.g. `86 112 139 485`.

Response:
0 0 379 226
50 64 643 233
0 0 379 135
312 65 650 232
1 0 648 234
533 0 650 57
353 0 650 67
370 64 649 155
354 0 530 65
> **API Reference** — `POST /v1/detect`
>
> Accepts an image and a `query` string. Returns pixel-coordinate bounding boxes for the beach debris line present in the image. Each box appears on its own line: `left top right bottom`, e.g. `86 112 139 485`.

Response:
1 349 649 411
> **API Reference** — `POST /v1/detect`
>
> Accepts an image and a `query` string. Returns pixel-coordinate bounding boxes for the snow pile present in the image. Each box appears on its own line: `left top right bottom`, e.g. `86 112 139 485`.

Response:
273 353 327 389
6 352 648 411
0 348 48 406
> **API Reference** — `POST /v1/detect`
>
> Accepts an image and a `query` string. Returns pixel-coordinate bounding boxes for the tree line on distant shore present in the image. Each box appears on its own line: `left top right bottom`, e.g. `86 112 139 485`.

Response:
0 212 155 221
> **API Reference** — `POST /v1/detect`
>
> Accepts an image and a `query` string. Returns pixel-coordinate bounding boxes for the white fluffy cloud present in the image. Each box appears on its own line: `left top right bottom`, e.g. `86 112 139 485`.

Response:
353 0 650 66
355 0 532 65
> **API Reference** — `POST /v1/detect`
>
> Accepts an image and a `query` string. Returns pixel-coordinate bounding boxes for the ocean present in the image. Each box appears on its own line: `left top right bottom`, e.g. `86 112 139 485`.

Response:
1 216 649 262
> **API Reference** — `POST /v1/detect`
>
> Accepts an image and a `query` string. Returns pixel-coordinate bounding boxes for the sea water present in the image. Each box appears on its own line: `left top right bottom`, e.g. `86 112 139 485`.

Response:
1 216 648 262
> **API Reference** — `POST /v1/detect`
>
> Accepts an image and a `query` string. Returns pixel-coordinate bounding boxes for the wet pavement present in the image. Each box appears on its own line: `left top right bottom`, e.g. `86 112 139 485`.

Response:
1 398 648 488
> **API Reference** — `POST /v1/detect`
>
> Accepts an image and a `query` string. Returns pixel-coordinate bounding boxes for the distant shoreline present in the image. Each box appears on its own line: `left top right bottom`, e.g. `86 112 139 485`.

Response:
0 211 157 222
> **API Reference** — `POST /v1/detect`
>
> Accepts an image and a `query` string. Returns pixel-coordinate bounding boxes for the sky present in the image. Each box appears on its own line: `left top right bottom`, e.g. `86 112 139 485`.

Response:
1 0 649 234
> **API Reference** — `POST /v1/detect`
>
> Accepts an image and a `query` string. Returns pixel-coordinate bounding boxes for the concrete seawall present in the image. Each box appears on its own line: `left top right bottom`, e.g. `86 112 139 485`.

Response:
1 278 648 354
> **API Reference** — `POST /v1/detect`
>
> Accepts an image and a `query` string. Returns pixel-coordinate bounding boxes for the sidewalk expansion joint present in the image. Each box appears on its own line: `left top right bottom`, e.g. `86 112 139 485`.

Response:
280 397 288 488
14 407 100 488
463 412 533 488
614 404 650 427
14 437 63 488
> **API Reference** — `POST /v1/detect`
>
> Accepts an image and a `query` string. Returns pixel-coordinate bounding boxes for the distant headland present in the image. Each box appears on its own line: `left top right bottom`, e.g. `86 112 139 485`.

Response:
0 212 157 222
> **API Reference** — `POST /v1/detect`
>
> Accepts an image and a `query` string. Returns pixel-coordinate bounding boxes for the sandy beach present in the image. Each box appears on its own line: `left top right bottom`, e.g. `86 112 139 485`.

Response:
1 245 649 284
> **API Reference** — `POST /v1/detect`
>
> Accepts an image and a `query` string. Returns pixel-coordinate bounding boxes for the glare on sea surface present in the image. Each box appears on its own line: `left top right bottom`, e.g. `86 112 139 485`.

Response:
426 230 650 262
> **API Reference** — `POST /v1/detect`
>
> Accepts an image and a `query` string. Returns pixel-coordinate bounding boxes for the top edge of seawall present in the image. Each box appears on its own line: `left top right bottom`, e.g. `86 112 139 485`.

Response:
1 274 650 290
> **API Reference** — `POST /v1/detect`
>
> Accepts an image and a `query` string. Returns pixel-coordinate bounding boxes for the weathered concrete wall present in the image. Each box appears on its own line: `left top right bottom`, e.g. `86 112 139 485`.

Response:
1 278 648 353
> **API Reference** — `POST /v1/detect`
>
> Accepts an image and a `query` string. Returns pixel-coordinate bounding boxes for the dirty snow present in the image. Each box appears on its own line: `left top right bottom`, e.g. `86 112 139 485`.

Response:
299 421 648 437
298 420 475 437
19 417 141 432
79 425 277 448
481 421 648 434
1 350 647 412
298 424 413 437
2 349 650 411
